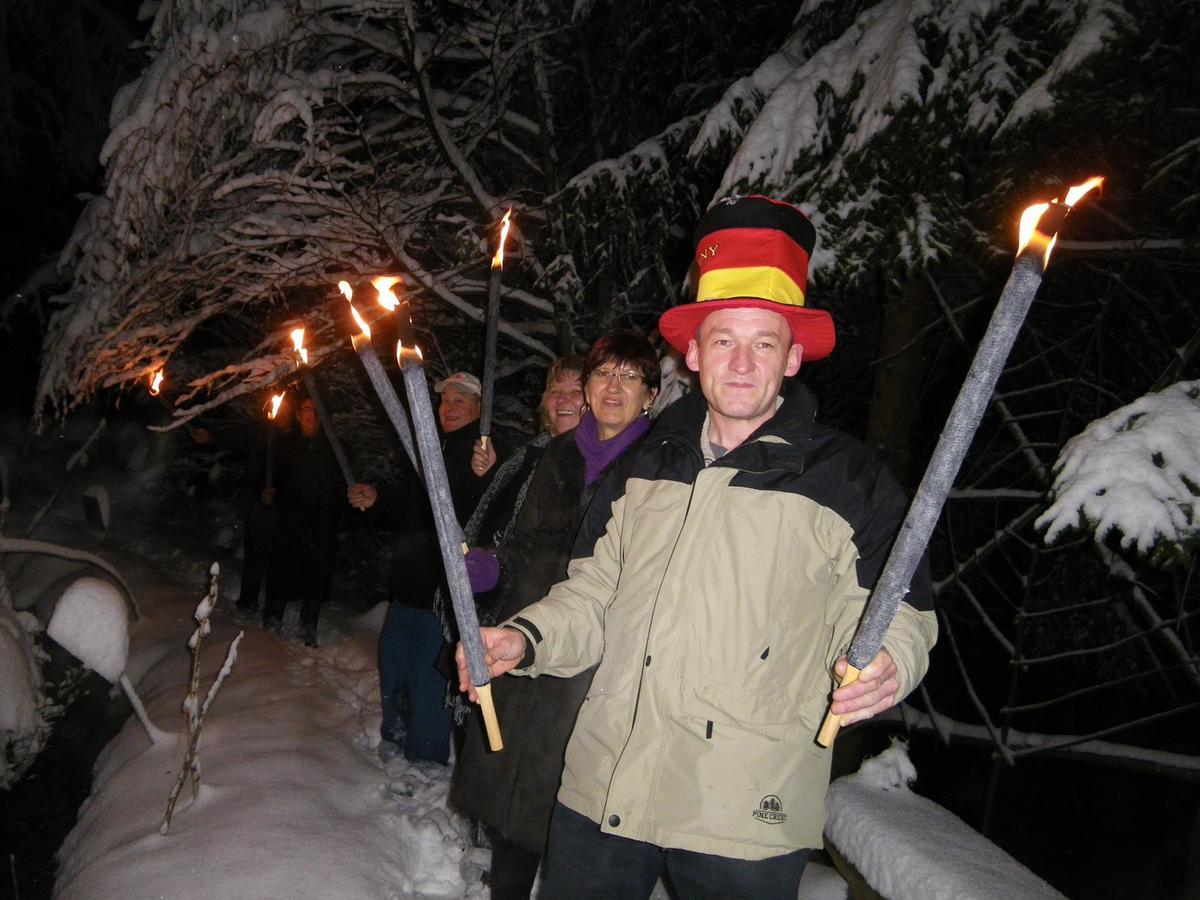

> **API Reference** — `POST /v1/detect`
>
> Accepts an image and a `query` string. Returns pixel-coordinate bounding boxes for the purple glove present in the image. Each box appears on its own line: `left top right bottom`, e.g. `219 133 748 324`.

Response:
464 547 501 594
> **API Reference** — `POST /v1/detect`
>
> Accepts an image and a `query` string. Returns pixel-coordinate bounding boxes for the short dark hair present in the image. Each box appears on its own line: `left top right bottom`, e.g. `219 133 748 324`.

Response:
582 329 660 394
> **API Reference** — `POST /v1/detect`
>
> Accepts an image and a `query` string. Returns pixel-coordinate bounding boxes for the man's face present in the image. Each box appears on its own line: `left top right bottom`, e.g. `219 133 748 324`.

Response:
685 307 802 431
438 388 481 433
297 399 320 437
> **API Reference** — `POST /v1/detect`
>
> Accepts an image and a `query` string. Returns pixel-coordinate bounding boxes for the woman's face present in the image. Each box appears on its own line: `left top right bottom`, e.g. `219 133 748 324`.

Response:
542 372 586 435
584 357 657 440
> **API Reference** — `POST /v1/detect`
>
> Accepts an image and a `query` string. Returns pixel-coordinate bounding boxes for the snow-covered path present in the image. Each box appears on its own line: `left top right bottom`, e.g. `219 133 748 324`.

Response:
54 582 480 899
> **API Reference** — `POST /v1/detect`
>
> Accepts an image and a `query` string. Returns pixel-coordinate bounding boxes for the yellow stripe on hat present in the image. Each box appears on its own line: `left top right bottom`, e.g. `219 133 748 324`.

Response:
697 266 807 308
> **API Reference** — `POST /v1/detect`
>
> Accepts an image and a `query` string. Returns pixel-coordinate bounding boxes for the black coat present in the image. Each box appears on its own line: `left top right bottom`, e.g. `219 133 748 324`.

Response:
272 427 345 564
448 427 643 853
373 419 503 609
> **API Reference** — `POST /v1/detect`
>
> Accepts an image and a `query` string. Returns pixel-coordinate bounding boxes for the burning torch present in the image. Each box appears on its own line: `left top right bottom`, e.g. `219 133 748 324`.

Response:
342 280 421 475
480 208 513 452
264 392 285 494
290 328 357 487
816 176 1105 747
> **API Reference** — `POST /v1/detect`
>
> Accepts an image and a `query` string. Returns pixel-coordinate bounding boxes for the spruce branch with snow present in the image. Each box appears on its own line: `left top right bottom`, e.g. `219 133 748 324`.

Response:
1038 380 1200 565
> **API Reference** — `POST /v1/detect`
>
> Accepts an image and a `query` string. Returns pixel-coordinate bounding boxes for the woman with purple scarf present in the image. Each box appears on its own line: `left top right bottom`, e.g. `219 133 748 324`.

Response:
450 330 660 899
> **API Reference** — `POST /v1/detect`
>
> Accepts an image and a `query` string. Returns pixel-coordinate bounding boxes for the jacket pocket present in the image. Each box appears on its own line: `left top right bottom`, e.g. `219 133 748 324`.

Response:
680 678 823 744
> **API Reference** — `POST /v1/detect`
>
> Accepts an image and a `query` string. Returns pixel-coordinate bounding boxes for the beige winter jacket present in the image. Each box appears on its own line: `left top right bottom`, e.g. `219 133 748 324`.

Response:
505 389 938 859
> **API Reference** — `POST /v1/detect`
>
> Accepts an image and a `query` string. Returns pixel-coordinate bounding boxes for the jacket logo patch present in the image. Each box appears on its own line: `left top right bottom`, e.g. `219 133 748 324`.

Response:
752 794 787 825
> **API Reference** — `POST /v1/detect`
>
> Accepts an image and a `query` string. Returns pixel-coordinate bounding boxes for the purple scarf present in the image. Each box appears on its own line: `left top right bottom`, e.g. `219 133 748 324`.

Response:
575 409 650 488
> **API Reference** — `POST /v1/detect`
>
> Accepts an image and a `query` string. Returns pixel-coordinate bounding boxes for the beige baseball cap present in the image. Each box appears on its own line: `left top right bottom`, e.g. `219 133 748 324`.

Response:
433 372 481 396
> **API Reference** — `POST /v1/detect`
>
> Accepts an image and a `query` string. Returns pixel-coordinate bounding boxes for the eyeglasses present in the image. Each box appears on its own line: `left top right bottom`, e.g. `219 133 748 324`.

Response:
588 368 644 385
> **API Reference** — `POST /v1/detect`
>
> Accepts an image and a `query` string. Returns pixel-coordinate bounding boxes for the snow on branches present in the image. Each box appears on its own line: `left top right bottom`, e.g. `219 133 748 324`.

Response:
40 0 558 428
688 0 1125 286
1038 380 1200 563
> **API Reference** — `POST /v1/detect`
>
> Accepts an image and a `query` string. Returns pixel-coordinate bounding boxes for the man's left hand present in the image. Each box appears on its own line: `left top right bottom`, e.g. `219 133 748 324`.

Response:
830 649 898 726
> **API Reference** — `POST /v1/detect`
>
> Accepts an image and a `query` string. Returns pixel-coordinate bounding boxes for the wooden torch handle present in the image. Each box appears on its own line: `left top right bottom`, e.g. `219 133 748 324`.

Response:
475 681 504 751
816 663 861 748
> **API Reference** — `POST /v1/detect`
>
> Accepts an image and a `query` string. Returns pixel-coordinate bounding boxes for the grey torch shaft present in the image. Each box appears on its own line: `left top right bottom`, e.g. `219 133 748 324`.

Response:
400 360 492 688
847 253 1044 669
299 370 357 487
479 268 502 439
355 342 421 476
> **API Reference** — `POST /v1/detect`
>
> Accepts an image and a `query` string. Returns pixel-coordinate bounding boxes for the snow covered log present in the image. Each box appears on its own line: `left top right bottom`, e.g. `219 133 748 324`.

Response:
824 743 1064 899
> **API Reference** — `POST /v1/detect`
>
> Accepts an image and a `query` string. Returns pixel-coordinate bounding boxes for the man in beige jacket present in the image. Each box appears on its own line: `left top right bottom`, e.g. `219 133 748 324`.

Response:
457 196 937 899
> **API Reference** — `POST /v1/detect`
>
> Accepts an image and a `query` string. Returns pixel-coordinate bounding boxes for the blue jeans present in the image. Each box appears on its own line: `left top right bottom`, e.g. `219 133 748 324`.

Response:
543 802 809 899
378 603 452 764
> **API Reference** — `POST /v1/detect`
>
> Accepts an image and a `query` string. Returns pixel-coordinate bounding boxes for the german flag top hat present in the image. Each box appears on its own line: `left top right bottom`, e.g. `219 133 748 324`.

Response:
658 195 835 360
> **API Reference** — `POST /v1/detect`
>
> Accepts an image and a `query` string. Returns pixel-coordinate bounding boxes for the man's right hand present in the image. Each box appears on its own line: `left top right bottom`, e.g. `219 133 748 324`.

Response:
261 486 276 506
456 627 528 702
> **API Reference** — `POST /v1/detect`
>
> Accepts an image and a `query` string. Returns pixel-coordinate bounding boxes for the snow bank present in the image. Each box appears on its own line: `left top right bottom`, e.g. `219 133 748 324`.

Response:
54 603 457 899
825 742 1064 899
48 576 129 683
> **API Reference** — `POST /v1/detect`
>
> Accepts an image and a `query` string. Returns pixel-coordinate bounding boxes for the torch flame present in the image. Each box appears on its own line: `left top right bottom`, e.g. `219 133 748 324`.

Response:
491 208 513 269
1017 203 1051 257
291 328 309 366
338 280 354 301
149 369 164 396
1064 176 1104 208
1016 176 1105 266
348 302 371 340
267 393 285 420
372 276 402 312
396 341 424 366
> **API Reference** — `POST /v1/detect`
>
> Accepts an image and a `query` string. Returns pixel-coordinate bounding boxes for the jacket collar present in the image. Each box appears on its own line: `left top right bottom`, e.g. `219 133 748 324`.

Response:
653 382 819 453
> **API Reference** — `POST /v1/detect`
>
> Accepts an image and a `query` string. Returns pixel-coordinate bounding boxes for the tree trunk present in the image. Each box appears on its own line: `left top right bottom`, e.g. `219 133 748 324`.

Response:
863 272 937 482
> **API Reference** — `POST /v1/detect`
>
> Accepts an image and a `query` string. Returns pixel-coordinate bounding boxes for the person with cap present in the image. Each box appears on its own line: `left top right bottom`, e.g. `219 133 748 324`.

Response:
349 370 506 764
455 196 938 897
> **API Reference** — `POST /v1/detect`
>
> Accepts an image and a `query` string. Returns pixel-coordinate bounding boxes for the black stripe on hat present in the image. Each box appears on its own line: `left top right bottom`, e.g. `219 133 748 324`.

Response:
694 195 816 255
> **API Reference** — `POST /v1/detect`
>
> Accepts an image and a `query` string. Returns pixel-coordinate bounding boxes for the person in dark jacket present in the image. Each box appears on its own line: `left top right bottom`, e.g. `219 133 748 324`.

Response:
236 398 291 615
449 332 659 899
262 396 347 646
349 371 505 764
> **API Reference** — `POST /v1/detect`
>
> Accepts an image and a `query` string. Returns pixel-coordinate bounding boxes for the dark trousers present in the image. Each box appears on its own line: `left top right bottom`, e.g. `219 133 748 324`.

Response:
263 520 333 634
237 505 276 610
542 802 809 900
486 829 542 900
378 603 452 764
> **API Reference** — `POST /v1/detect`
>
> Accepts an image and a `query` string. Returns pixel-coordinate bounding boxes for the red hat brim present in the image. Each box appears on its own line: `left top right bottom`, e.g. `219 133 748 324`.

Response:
658 298 835 360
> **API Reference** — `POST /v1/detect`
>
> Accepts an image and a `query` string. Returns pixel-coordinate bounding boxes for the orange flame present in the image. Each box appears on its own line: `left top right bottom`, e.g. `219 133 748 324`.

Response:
396 341 423 366
372 276 402 311
1017 176 1105 266
1064 176 1104 208
338 280 354 302
348 301 371 340
491 208 513 269
291 328 308 366
149 369 164 396
267 393 285 420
